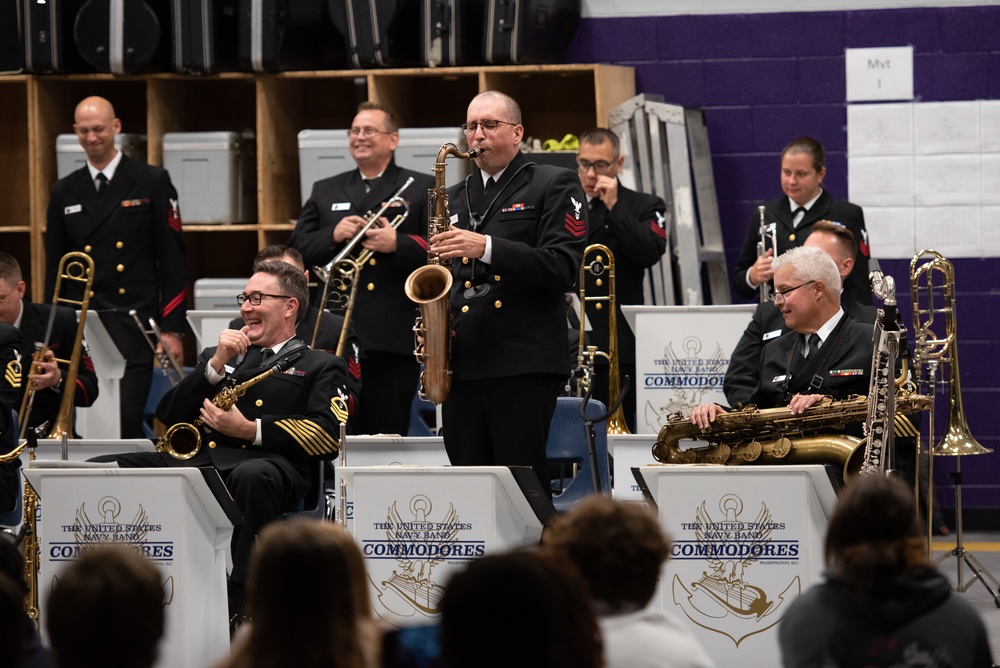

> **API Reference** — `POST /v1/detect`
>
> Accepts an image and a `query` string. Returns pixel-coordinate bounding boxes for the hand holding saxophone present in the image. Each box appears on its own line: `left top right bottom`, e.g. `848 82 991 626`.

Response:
788 392 826 415
429 226 487 261
690 403 727 429
199 397 255 441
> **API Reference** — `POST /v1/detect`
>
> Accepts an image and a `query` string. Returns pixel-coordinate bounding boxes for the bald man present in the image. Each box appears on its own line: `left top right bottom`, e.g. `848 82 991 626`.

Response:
45 96 187 438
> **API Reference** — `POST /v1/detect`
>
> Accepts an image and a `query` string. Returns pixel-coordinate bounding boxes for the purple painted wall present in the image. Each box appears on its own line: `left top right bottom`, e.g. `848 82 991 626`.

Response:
567 6 1000 511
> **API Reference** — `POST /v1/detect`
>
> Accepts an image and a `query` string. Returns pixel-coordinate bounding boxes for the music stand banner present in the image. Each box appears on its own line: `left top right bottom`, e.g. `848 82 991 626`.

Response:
340 466 545 628
622 305 755 435
634 464 837 666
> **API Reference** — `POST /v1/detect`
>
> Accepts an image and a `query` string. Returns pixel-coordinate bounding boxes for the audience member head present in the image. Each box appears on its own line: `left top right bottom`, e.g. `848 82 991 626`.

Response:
464 91 524 175
771 246 842 333
239 518 374 668
0 533 33 667
544 496 670 614
0 252 26 326
804 220 857 282
779 136 826 206
350 101 399 174
577 128 625 199
46 545 165 668
73 96 121 169
439 550 603 668
825 475 929 594
244 260 309 331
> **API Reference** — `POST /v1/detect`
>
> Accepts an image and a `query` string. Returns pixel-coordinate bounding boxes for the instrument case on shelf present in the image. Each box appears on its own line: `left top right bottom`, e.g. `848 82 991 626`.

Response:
297 127 467 205
420 0 484 67
1 0 24 73
24 0 93 73
73 0 171 74
162 131 257 224
483 0 581 65
171 0 240 73
194 277 248 310
331 0 421 68
56 133 148 180
237 0 344 72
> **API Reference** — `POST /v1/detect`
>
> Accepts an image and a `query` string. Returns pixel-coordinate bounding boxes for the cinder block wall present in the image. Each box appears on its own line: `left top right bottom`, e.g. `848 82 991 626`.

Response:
567 5 1000 512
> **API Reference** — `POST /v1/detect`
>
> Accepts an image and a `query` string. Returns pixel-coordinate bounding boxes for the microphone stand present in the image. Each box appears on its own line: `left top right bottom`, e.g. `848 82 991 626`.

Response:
579 376 630 495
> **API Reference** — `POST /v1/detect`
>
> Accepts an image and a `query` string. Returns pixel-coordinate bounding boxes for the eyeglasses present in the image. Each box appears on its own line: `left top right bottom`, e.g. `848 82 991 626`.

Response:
772 280 816 302
461 119 517 134
576 158 618 174
347 126 392 138
237 292 292 306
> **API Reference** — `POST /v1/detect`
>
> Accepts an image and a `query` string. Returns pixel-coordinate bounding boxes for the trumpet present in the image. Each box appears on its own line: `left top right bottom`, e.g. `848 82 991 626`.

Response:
19 251 95 439
130 309 185 386
311 177 414 350
756 205 777 302
571 244 629 434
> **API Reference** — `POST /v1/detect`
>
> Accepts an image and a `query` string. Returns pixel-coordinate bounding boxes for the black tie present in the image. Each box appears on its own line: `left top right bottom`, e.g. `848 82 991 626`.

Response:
804 333 820 358
261 348 274 363
95 172 108 197
792 206 806 225
484 176 496 197
363 177 379 193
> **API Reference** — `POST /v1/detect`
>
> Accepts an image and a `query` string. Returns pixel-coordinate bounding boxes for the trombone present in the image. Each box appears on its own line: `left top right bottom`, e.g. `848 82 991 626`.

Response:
18 251 95 439
311 177 414 352
130 309 185 386
572 244 630 435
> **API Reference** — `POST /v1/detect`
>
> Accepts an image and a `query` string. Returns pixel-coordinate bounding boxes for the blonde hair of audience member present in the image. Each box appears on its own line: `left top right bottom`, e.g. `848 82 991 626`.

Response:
439 549 604 668
46 545 165 668
222 518 376 668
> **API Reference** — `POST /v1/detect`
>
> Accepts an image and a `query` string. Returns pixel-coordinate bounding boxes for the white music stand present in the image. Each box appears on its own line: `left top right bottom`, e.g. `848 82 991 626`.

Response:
23 467 239 668
339 465 551 627
621 304 755 435
76 312 126 438
186 309 240 351
633 464 837 667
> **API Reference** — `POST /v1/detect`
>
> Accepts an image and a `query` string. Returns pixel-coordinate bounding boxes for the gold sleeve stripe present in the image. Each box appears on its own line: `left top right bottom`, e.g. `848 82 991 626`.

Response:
275 419 339 456
5 359 22 388
893 413 921 438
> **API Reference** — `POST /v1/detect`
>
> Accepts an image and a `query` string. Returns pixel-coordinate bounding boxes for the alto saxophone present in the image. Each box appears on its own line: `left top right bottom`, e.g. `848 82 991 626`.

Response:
404 144 480 405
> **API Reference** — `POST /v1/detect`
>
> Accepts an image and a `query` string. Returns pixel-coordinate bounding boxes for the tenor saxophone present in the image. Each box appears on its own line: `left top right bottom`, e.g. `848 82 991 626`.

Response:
404 144 480 405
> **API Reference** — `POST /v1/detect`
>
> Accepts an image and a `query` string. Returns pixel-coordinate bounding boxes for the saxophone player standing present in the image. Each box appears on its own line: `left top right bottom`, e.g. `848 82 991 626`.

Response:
288 102 434 436
429 91 587 492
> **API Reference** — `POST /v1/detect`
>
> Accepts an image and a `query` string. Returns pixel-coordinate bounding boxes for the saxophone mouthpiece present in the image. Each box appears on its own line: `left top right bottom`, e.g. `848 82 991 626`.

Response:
467 148 482 158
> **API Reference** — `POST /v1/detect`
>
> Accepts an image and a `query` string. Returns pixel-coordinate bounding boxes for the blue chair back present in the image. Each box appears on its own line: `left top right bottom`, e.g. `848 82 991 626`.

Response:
143 367 194 438
278 461 326 521
545 397 611 512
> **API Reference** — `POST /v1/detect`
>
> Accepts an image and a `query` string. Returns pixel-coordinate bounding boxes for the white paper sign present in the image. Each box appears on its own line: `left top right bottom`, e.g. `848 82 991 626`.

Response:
845 46 914 102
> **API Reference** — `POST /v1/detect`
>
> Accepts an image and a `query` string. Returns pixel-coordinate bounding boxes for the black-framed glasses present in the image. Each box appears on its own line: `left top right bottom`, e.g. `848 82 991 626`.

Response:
460 119 517 134
772 280 816 302
576 158 618 174
347 126 392 138
237 292 292 306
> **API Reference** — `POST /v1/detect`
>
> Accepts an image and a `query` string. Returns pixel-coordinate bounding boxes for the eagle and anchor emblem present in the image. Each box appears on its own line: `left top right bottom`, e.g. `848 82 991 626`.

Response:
672 493 800 646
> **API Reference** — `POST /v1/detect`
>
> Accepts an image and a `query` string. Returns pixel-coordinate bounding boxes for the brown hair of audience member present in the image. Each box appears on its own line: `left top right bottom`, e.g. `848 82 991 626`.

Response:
250 259 309 324
0 531 34 668
544 495 670 613
46 545 165 668
781 136 826 172
810 220 858 262
232 518 375 668
439 550 603 668
825 475 930 595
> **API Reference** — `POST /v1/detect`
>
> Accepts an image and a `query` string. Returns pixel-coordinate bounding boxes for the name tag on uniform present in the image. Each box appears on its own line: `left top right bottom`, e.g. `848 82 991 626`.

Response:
224 364 235 374
331 202 350 212
763 328 782 341
64 204 83 215
450 214 459 224
772 374 788 383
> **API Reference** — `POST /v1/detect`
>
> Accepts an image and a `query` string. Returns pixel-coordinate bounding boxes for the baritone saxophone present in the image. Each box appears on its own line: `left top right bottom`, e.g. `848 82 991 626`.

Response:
404 144 480 405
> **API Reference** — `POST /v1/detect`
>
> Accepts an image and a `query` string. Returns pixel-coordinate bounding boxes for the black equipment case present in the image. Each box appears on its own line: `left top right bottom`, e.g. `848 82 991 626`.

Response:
238 0 344 72
421 0 484 67
73 0 171 74
1 0 24 73
24 0 93 73
331 0 421 68
171 0 241 73
484 0 581 65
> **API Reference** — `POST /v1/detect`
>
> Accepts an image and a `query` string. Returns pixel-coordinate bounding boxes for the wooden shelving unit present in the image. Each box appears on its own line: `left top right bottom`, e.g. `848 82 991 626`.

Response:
4 63 635 304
